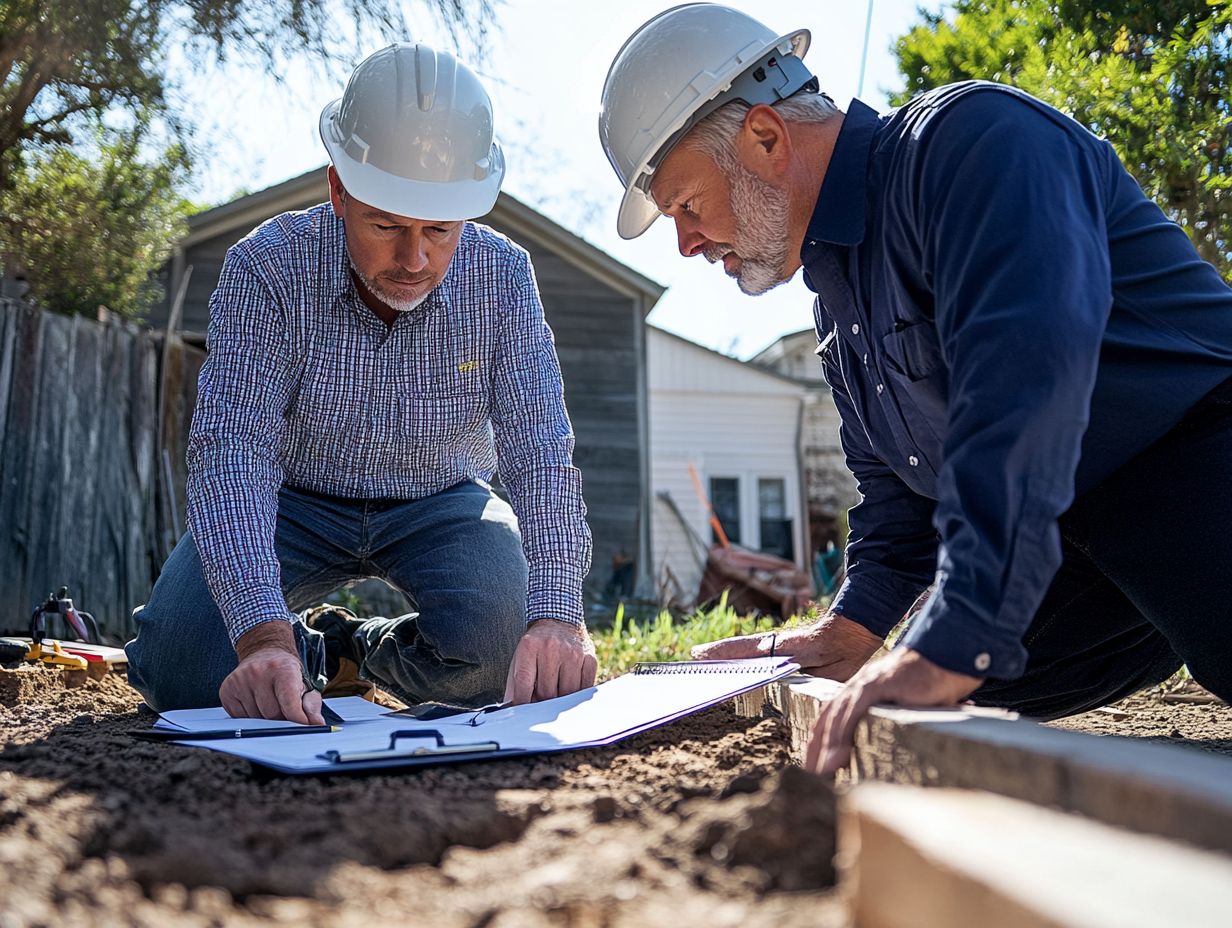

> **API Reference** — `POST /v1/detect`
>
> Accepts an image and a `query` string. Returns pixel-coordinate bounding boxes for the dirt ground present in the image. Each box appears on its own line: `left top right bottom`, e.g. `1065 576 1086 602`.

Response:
0 666 844 928
1047 679 1232 756
4 668 1228 928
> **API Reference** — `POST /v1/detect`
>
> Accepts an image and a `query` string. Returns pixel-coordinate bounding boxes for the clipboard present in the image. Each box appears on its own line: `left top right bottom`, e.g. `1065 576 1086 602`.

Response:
148 657 801 775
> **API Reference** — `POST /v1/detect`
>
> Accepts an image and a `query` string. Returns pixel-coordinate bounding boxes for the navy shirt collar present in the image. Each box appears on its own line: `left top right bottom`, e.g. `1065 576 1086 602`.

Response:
802 98 881 253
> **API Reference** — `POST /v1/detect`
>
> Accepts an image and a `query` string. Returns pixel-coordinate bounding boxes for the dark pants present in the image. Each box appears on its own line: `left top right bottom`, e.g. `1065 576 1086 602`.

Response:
971 378 1232 720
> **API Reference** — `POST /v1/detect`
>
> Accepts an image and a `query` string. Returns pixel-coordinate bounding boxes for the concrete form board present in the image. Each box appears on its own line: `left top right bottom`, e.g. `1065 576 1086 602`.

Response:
735 676 1232 855
841 783 1232 928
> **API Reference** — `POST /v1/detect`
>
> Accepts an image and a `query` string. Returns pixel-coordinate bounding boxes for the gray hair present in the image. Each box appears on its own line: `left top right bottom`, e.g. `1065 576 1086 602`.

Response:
681 90 839 170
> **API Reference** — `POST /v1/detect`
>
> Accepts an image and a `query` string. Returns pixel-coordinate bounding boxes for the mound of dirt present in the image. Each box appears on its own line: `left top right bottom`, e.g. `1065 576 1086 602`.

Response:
0 666 843 928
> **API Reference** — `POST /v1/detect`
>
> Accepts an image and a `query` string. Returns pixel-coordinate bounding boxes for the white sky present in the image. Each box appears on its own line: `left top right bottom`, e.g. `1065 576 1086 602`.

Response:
182 0 934 359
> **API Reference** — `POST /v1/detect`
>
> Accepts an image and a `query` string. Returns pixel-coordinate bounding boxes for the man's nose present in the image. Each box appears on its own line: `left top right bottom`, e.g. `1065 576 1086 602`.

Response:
675 216 708 258
394 231 429 271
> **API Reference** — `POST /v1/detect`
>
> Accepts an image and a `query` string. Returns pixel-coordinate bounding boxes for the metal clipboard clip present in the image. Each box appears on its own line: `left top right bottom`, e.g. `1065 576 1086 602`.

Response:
319 729 501 765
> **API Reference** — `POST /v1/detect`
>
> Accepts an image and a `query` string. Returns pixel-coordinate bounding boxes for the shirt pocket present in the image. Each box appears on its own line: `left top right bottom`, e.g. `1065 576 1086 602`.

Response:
392 391 491 453
881 322 950 442
881 321 944 382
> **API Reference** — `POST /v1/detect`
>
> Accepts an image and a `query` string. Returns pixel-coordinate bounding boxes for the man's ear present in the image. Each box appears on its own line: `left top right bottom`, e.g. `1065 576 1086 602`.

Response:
327 165 346 217
737 104 792 182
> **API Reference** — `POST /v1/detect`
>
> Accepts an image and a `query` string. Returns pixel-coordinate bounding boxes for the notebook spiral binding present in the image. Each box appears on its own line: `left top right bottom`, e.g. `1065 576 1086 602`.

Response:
633 660 776 675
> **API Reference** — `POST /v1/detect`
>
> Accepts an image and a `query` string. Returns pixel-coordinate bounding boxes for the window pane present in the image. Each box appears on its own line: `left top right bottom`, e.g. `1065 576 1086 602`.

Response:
758 478 786 519
709 477 741 545
758 478 792 560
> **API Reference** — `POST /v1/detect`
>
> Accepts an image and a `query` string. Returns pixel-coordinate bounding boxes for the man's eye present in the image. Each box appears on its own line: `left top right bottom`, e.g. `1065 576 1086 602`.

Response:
375 224 399 232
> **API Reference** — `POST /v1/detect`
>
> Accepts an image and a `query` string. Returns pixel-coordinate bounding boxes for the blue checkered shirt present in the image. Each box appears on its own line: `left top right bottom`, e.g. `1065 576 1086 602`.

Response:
186 204 592 644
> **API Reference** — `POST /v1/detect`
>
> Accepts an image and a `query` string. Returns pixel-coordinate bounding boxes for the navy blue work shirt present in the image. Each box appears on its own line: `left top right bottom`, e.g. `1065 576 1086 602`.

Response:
804 81 1232 680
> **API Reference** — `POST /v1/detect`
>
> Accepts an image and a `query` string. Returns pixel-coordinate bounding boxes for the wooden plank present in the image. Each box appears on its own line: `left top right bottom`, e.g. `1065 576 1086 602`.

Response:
0 302 41 627
841 783 1232 928
0 299 17 462
735 676 1232 855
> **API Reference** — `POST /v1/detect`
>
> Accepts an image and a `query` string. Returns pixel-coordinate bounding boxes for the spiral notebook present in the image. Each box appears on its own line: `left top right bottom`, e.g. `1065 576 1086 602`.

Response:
152 656 800 775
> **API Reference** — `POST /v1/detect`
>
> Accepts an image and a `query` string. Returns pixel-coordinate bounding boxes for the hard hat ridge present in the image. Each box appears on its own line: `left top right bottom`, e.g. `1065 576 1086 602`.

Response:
321 42 504 221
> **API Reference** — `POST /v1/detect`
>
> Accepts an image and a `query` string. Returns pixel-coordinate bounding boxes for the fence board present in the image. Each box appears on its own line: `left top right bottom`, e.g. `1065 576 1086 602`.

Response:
0 299 204 642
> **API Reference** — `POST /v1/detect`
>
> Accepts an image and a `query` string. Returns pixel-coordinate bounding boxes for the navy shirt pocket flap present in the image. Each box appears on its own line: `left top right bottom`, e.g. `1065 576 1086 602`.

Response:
882 322 944 382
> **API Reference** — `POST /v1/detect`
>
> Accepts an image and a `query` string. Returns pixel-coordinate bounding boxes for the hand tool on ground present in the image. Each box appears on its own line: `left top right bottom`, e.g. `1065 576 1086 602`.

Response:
11 587 101 671
31 587 100 645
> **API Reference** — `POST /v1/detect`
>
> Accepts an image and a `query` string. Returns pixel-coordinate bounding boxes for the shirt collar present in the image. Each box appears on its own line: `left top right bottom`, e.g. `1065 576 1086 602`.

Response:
802 98 881 252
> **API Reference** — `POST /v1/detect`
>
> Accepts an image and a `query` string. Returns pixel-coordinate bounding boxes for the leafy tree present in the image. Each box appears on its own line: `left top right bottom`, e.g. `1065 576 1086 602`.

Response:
893 1 1232 274
2 120 193 317
0 0 498 317
0 0 499 191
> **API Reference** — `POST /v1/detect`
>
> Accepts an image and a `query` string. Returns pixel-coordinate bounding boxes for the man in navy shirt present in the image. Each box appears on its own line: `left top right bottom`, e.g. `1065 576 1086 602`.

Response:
600 5 1232 773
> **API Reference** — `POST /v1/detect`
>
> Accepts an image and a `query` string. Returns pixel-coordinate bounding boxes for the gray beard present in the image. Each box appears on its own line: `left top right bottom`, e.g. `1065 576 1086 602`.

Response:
704 160 793 296
349 259 430 313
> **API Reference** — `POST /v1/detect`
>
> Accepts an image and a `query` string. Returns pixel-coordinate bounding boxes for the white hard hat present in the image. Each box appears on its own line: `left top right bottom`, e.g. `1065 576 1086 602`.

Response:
320 43 505 221
599 3 814 239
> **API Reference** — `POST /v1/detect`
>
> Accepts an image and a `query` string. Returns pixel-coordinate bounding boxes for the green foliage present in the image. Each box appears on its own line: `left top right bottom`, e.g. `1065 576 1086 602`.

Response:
1 123 192 318
0 0 499 317
893 1 1232 274
0 1 500 189
591 593 817 680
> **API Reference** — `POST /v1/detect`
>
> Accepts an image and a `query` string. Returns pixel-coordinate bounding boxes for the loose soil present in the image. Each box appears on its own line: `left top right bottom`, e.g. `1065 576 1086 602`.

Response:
0 666 843 928
1049 680 1232 756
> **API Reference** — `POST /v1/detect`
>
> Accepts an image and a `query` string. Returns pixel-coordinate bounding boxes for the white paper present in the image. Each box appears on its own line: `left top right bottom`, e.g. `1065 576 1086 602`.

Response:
158 657 799 772
154 695 392 731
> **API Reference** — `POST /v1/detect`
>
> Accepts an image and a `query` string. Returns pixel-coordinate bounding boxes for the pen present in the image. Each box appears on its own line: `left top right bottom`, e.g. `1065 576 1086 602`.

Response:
130 724 338 742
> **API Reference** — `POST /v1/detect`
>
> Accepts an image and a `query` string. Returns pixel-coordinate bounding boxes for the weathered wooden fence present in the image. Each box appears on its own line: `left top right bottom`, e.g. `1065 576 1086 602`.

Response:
0 299 202 643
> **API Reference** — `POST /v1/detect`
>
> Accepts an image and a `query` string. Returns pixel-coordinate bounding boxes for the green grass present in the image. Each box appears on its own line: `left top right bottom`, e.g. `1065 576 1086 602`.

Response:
591 592 818 679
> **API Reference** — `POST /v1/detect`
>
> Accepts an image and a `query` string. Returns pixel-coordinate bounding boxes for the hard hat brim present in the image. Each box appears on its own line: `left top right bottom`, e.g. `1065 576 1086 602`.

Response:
319 100 504 221
616 185 662 240
610 28 811 240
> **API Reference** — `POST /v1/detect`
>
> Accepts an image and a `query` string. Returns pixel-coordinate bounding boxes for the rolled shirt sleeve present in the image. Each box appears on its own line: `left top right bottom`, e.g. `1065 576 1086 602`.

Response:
899 94 1113 679
186 249 297 644
489 251 593 626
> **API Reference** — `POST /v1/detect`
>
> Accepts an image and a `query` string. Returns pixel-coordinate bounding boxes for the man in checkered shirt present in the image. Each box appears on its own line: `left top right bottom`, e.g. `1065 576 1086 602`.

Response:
125 44 596 721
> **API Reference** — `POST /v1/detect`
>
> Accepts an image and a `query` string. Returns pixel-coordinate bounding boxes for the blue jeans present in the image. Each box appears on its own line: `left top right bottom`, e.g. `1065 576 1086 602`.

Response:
971 377 1232 719
125 481 529 710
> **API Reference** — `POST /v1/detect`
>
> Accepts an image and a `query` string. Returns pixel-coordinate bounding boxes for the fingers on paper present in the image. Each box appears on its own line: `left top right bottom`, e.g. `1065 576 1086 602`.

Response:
503 642 538 706
580 652 598 690
300 688 325 726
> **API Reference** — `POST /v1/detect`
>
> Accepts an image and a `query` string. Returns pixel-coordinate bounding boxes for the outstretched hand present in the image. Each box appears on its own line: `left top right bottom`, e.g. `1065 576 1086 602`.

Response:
503 619 598 705
804 647 982 775
691 613 884 682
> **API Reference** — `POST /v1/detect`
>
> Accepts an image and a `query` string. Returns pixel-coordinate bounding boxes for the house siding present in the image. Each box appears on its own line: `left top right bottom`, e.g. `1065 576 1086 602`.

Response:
648 328 807 606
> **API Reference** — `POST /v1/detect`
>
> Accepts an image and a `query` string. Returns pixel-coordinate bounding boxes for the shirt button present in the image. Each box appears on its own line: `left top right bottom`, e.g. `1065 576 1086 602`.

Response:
974 653 991 672
876 383 884 394
863 353 869 365
908 455 919 467
851 324 860 336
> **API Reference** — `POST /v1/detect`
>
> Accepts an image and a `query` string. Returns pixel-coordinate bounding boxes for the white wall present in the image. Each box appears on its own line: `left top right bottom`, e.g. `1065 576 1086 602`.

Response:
648 328 808 606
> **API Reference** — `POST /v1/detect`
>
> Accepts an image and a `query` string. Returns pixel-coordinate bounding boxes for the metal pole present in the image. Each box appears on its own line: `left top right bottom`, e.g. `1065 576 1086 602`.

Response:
857 0 876 98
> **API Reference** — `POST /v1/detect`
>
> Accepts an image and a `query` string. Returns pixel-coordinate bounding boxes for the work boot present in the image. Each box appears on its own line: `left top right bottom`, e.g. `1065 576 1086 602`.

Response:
300 604 376 700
